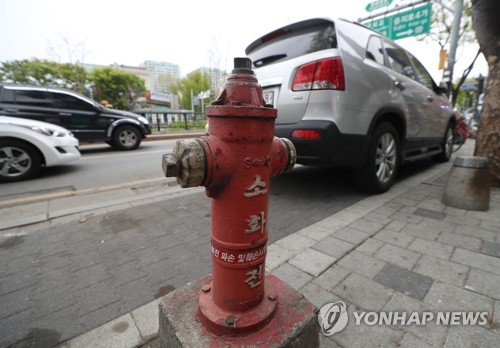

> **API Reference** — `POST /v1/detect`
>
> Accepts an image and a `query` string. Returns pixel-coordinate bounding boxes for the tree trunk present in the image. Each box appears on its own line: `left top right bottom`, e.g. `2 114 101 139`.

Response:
472 0 500 184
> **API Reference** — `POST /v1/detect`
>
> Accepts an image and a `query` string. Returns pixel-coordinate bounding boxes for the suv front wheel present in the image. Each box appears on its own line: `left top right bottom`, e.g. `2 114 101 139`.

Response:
354 123 400 194
112 125 141 150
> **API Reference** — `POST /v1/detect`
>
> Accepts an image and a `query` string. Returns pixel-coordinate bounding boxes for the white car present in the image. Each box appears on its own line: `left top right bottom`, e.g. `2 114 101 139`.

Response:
0 116 81 182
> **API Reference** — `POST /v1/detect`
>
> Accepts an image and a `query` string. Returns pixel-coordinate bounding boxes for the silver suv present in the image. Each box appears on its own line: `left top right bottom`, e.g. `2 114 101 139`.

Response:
246 18 456 193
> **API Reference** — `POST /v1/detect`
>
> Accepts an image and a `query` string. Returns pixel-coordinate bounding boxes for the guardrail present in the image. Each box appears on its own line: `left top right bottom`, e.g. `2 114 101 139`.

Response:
134 109 207 131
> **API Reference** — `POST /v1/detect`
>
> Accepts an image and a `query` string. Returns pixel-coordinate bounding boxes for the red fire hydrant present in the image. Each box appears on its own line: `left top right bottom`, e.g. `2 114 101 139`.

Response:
163 58 296 336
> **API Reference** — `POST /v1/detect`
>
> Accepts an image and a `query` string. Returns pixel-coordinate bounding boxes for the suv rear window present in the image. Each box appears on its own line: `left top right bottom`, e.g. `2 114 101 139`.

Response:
247 22 337 68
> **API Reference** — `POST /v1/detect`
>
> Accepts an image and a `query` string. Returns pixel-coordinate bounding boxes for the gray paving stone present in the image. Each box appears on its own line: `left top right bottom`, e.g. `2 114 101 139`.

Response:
273 233 316 255
333 273 393 311
437 232 482 252
419 218 456 233
319 335 343 348
444 326 500 348
425 282 493 315
312 236 354 259
392 212 424 226
383 292 447 347
374 244 421 271
337 250 387 279
57 313 142 348
355 238 385 256
400 333 438 348
0 308 38 348
414 255 469 287
452 248 500 276
301 282 344 309
466 269 500 300
131 299 159 342
385 220 407 232
265 243 296 271
408 238 455 260
312 264 351 292
480 220 500 235
288 248 336 277
296 224 334 241
331 304 404 348
493 301 500 333
348 219 386 236
0 287 35 320
374 201 403 216
360 212 392 226
375 264 433 300
413 208 446 220
481 241 500 258
454 225 497 243
332 227 370 245
401 224 441 241
271 263 314 291
374 229 414 248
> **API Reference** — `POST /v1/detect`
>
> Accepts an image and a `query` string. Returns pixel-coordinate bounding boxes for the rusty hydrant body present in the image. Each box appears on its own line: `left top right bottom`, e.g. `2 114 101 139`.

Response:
163 58 296 336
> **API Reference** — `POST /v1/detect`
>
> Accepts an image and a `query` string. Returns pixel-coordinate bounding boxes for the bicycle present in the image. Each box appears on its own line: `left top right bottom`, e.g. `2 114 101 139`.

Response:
452 117 471 152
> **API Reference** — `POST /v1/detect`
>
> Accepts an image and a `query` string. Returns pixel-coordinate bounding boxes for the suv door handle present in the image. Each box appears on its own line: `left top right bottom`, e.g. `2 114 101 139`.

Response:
5 108 18 113
426 96 434 102
59 112 72 116
394 80 406 91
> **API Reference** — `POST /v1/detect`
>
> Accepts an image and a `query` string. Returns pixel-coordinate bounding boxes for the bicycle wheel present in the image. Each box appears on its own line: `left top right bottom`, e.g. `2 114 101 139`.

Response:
452 131 464 152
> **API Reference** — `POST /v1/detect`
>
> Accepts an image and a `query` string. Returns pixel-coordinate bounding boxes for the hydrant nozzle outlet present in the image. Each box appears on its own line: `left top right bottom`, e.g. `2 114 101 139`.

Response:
162 138 207 188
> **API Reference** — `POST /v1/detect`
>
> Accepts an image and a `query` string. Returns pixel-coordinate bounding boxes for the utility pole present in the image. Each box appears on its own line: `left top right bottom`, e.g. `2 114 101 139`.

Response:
442 0 464 96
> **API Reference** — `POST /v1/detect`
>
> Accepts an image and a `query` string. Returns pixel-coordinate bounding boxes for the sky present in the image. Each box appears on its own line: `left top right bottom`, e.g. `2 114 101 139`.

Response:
0 0 488 83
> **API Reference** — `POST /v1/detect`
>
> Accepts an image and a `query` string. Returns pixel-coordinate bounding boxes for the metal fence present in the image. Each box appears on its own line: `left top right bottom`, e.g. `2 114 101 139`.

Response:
134 109 207 131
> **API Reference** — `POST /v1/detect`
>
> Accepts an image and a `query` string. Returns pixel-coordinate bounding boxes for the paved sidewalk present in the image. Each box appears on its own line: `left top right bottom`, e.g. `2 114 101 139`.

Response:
3 140 500 347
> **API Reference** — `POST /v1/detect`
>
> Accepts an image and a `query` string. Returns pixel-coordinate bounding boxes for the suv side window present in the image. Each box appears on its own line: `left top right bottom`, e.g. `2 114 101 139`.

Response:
2 88 15 103
52 92 95 111
407 53 434 90
13 89 51 107
383 41 416 79
366 36 385 65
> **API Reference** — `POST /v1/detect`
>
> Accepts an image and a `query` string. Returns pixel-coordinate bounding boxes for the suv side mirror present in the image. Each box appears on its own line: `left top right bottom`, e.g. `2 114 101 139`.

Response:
436 81 448 95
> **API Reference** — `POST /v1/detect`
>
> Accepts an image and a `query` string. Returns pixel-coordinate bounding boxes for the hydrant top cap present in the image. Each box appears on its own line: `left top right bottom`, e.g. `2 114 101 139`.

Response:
232 57 254 75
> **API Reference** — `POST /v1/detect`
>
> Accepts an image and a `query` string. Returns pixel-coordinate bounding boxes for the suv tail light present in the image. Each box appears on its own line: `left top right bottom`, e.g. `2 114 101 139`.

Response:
292 58 345 91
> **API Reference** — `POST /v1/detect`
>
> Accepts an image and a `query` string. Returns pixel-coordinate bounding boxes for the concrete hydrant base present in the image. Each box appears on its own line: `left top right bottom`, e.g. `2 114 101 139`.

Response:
159 274 319 347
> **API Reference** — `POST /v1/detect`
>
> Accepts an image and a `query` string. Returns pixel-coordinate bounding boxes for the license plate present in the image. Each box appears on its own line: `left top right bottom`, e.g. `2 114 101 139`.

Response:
263 91 274 106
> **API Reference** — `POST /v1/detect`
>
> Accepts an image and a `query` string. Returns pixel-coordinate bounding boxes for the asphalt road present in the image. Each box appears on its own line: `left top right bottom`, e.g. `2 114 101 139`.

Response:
0 140 176 200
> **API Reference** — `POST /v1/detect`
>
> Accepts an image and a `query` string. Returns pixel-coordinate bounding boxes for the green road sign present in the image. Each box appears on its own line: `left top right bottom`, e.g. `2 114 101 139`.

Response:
365 0 393 12
365 3 432 40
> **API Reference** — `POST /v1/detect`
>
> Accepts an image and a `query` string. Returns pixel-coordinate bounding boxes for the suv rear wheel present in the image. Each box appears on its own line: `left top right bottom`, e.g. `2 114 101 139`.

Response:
112 125 141 150
354 123 400 193
432 123 453 163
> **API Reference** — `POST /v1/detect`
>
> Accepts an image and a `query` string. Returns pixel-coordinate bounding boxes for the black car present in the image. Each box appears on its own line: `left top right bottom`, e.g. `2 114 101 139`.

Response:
0 84 151 150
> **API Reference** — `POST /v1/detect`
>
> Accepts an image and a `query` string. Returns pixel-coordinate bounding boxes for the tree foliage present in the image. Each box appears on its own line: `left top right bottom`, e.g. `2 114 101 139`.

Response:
91 67 147 110
426 0 475 49
471 0 500 184
173 70 212 111
0 59 88 93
